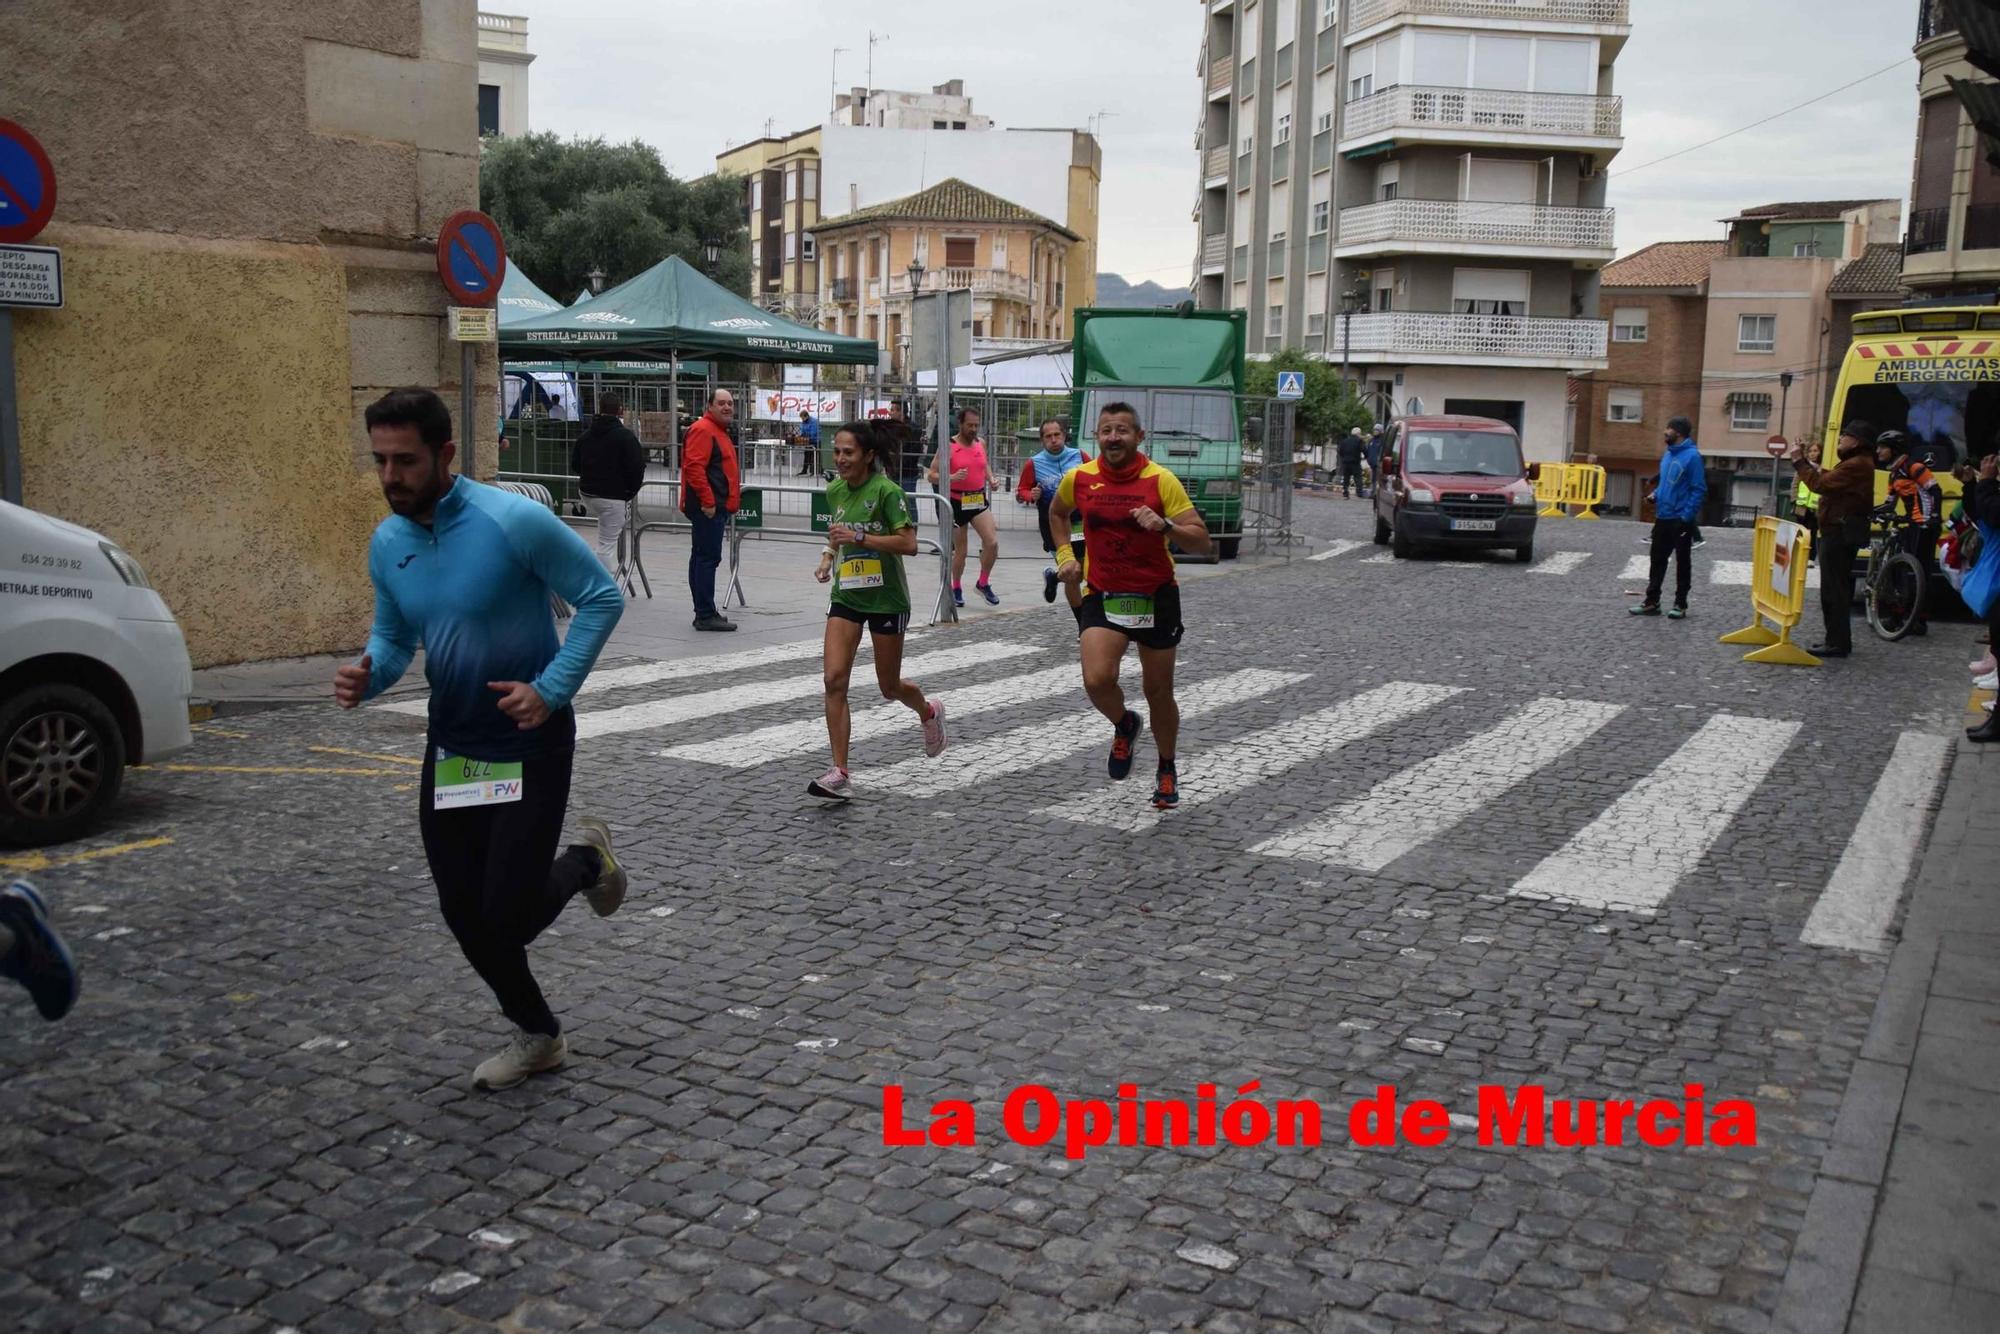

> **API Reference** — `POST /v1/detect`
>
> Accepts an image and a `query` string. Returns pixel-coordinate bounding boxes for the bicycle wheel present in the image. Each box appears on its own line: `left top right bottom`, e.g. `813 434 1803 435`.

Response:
1867 551 1926 641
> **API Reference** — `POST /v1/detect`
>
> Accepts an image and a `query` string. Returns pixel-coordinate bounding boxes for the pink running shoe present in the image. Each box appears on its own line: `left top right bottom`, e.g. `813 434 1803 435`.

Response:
921 700 948 757
1972 653 1996 676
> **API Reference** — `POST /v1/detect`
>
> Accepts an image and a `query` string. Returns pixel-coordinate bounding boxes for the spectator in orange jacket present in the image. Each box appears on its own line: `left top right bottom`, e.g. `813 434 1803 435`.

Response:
681 389 742 632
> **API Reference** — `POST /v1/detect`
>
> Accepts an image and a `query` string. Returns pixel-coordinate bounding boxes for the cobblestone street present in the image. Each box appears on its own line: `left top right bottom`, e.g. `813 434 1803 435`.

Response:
2 500 1983 1332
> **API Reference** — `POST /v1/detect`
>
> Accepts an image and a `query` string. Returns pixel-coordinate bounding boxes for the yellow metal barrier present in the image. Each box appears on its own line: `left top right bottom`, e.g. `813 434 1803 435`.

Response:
1535 463 1571 517
1719 516 1820 667
1561 463 1607 519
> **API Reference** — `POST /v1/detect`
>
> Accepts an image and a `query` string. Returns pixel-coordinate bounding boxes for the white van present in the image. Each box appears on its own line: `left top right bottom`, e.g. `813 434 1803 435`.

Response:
1 499 193 847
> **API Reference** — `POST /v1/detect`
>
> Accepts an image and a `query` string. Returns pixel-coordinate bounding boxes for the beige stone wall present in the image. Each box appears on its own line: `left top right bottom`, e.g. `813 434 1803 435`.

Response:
0 0 492 667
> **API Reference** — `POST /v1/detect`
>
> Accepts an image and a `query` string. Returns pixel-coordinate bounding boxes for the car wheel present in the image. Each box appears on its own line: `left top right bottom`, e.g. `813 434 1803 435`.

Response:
1391 520 1413 559
0 683 128 849
1516 542 1534 564
1373 514 1391 545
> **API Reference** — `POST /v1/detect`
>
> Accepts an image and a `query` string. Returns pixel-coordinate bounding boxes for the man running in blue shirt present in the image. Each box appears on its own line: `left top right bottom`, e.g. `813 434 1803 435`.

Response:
1016 417 1089 621
334 388 629 1091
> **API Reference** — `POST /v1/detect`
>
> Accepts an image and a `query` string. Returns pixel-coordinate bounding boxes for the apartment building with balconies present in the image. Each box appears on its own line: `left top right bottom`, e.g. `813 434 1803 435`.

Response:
716 126 825 324
1903 0 2000 298
810 179 1076 378
476 11 533 136
1191 0 1628 459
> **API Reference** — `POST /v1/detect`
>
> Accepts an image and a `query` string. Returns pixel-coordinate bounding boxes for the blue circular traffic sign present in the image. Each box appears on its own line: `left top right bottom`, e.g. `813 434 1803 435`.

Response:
436 209 507 306
0 119 58 245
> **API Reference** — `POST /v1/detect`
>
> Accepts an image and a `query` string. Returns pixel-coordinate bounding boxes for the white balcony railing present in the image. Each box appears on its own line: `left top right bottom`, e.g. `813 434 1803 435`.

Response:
1348 0 1630 31
1202 234 1227 269
1337 198 1615 253
1341 311 1608 362
1340 85 1622 145
476 12 530 52
1205 145 1231 181
888 268 1035 303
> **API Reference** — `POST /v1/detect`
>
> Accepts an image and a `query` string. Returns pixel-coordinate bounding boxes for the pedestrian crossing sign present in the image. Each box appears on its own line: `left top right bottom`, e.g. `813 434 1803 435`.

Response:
1276 371 1306 400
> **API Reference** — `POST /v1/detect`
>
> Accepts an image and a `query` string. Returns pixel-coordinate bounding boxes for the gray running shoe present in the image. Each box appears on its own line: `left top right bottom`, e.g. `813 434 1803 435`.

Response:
577 817 626 917
473 1029 568 1090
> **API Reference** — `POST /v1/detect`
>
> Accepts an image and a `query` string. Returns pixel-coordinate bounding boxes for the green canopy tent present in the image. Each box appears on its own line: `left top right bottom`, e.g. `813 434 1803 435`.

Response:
497 265 565 323
571 288 593 305
501 254 879 367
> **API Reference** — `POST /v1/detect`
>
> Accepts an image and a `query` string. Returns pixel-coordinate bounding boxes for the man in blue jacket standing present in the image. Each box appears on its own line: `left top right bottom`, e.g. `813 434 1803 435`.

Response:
1633 415 1706 619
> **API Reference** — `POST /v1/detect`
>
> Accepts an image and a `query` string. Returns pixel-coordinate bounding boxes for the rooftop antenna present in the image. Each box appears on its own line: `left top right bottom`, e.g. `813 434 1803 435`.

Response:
763 116 777 139
867 30 890 124
831 45 849 118
1089 109 1116 138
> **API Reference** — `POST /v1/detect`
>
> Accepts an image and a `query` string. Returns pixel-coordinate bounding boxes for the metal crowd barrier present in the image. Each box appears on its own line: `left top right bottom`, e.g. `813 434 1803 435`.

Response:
494 478 574 619
1719 516 1819 667
1532 463 1608 520
496 470 960 627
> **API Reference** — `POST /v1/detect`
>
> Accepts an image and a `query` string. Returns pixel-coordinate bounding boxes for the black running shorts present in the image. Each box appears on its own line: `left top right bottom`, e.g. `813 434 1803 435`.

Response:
1078 583 1184 650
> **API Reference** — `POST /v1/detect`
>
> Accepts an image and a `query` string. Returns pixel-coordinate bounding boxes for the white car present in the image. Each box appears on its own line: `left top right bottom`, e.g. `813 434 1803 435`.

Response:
1 499 193 847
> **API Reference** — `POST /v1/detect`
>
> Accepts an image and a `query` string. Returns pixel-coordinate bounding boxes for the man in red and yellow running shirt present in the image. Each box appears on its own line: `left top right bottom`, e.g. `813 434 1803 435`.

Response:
1048 401 1211 810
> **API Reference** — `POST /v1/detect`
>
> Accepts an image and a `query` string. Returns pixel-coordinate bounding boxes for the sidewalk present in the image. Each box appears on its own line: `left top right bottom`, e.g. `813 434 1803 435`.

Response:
190 516 1296 709
1777 698 2000 1332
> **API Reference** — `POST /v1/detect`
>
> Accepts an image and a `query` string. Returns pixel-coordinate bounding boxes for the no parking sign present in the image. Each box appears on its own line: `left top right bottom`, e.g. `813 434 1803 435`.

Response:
435 210 507 306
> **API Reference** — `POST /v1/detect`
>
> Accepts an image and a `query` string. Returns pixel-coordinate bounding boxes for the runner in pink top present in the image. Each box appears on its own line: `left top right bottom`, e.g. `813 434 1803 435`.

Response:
927 406 1002 606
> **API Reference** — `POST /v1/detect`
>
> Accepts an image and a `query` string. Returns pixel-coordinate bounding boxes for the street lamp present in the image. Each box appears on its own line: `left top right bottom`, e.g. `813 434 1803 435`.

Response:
1339 284 1365 388
1772 369 1795 513
587 267 606 295
906 256 926 296
701 237 722 275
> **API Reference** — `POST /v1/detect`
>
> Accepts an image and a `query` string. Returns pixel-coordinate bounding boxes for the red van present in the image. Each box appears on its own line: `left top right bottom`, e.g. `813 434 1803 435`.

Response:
1371 415 1540 563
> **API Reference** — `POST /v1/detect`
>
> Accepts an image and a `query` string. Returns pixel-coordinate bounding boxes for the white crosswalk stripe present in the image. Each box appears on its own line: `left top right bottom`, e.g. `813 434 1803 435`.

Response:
1529 551 1592 576
1361 553 1396 565
664 660 1127 769
1800 732 1952 953
374 635 852 717
1508 714 1802 914
1712 558 1820 589
1309 540 1370 561
860 667 1309 798
573 642 1039 740
1043 681 1465 834
1255 696 1627 871
1618 554 1649 581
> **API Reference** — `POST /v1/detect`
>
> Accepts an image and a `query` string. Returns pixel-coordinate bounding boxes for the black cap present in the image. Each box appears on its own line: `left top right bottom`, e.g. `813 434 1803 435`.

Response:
1839 420 1878 448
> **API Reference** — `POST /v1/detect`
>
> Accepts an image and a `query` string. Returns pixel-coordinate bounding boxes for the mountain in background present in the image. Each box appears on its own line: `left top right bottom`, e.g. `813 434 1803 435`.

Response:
1093 273 1183 309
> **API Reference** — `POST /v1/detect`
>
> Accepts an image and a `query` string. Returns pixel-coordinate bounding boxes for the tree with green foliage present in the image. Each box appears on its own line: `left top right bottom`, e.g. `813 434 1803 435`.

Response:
1245 348 1374 446
479 132 750 300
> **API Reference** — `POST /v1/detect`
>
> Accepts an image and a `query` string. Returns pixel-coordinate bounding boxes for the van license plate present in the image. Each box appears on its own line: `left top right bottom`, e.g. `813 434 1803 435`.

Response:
1451 519 1497 532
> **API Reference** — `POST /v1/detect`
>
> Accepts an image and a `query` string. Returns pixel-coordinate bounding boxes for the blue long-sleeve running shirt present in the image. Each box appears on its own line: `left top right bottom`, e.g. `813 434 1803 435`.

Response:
362 478 623 760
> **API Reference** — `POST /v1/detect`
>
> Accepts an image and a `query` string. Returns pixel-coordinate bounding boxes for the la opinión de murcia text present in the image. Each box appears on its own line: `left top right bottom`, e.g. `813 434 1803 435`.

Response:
883 1083 1757 1162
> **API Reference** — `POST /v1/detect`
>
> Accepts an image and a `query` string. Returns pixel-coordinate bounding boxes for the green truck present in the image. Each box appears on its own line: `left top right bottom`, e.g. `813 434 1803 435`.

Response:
1069 306 1248 560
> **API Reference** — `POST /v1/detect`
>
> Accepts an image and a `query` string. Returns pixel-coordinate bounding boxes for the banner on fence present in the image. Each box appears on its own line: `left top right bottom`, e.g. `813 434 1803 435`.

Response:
755 389 843 422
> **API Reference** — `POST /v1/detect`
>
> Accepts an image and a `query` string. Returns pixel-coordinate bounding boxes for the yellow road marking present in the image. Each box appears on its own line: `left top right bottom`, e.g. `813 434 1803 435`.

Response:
192 725 251 739
309 746 423 766
141 763 407 777
0 836 176 874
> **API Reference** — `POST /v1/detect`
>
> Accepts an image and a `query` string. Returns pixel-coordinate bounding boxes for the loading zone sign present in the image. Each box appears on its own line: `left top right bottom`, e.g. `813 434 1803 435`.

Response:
1276 371 1306 400
0 243 61 308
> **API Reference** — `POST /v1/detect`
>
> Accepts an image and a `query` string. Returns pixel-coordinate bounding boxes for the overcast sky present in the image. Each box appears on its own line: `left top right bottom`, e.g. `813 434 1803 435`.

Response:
504 0 1919 283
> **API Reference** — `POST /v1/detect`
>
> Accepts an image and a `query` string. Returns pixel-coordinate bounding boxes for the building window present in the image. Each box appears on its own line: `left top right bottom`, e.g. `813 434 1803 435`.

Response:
785 168 798 203
933 119 947 129
784 232 797 261
1792 240 1821 257
1607 389 1643 423
1272 229 1288 247
1276 112 1292 144
751 177 763 213
1738 314 1777 353
802 234 817 262
1729 393 1773 431
1321 0 1338 29
1241 132 1255 155
953 121 967 129
477 84 500 136
1451 268 1529 316
1316 110 1332 134
1308 312 1327 335
1348 71 1373 101
1311 200 1330 233
1611 307 1649 342
1268 303 1284 337
803 165 818 201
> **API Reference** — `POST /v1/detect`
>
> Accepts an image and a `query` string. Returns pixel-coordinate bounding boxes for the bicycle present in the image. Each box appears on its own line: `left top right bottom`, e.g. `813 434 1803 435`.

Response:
1864 502 1928 642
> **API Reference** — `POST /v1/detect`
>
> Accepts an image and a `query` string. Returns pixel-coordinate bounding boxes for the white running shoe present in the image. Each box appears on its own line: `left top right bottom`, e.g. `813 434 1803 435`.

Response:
807 768 853 801
576 816 627 917
1977 671 1999 692
473 1029 567 1091
921 700 948 758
